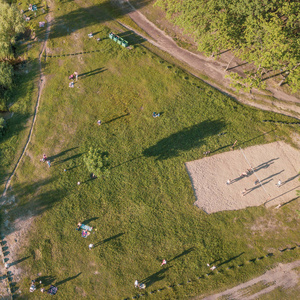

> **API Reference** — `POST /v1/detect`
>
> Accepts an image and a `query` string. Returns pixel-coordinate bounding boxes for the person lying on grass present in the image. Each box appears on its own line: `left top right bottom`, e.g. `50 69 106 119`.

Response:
76 222 93 231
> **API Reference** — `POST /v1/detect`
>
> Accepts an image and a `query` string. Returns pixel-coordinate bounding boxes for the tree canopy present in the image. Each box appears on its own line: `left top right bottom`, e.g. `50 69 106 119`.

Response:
83 147 110 178
155 0 300 91
0 0 25 58
0 0 25 111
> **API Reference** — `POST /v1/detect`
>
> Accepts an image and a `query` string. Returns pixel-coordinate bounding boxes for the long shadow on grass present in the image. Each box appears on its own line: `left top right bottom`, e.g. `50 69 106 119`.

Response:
216 252 245 268
141 266 173 287
36 275 56 286
53 152 85 165
47 147 78 162
103 113 130 125
94 232 125 248
168 247 195 262
50 0 151 40
143 120 225 160
82 217 99 225
9 255 31 267
79 67 107 79
2 178 68 235
55 272 82 286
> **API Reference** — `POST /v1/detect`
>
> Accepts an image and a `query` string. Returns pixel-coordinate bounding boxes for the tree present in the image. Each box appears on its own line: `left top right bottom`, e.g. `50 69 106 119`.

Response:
0 62 13 110
83 147 110 177
0 0 25 59
0 117 6 138
156 0 300 92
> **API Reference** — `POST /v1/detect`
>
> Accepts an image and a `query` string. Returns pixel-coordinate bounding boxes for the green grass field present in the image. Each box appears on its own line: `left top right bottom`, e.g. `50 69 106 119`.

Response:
1 0 300 299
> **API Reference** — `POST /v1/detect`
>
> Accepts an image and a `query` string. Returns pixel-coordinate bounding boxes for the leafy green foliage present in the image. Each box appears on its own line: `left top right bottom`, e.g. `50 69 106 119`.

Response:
0 0 25 58
0 61 13 110
155 0 300 91
83 147 110 177
0 117 6 137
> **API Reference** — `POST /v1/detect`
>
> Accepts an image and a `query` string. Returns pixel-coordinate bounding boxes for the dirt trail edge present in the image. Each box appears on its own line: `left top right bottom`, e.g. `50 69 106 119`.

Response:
115 0 300 119
195 260 300 300
1 16 51 200
0 10 53 299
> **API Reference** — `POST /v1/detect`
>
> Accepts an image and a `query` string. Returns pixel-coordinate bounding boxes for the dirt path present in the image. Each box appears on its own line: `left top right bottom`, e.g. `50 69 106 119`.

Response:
196 260 300 300
1 17 51 199
0 9 53 298
114 0 300 119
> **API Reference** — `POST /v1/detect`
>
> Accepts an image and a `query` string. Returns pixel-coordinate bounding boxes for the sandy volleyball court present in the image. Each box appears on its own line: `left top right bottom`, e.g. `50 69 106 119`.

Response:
185 142 300 214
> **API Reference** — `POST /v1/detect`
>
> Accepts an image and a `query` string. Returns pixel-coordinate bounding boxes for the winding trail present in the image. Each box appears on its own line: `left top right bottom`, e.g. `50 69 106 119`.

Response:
1 15 52 200
0 10 53 299
114 0 300 119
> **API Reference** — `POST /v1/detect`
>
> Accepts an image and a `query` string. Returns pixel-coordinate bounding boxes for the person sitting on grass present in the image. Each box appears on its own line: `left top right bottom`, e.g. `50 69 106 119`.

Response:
152 112 160 118
81 230 90 238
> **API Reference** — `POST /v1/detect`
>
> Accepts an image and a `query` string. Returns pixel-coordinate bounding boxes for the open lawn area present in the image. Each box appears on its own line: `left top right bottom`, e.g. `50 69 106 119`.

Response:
1 0 300 299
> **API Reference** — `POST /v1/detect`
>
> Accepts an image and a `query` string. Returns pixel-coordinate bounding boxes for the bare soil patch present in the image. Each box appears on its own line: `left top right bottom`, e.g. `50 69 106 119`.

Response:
185 141 300 214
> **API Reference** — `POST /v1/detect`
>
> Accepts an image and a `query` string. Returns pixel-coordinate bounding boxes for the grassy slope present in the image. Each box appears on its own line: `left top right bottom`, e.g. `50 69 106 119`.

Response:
0 2 49 191
5 0 300 299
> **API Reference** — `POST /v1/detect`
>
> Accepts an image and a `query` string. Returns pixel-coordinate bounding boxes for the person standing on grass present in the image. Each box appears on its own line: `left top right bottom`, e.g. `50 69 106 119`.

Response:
47 160 51 167
161 259 167 266
74 72 78 81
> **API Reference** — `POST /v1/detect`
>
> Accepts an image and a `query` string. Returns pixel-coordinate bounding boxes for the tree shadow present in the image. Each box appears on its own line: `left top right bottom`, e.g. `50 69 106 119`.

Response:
55 272 82 286
1 178 68 235
9 255 31 267
50 0 151 40
168 247 195 263
217 252 245 268
79 67 107 79
94 232 125 248
141 266 172 287
143 120 225 160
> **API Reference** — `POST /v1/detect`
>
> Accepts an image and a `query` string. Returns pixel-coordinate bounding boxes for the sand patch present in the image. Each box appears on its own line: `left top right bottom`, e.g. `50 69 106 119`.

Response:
185 141 300 214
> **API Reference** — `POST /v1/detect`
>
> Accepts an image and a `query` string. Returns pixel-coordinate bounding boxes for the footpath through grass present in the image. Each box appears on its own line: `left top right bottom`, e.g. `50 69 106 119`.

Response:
4 0 300 299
